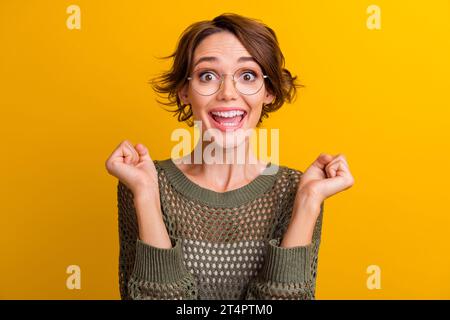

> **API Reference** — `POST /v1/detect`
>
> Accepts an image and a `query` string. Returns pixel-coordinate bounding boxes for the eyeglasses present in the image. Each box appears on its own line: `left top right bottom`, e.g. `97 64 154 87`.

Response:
187 68 269 96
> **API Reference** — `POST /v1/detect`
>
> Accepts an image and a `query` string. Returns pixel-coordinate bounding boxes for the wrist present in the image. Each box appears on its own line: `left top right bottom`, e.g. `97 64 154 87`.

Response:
133 189 161 214
293 193 321 220
133 184 160 200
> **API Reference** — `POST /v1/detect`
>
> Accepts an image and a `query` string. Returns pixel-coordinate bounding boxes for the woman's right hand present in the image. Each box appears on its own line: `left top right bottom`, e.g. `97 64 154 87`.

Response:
107 140 169 247
105 140 159 197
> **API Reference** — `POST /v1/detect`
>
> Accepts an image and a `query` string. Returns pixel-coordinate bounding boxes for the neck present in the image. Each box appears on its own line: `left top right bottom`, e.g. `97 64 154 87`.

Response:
178 137 268 193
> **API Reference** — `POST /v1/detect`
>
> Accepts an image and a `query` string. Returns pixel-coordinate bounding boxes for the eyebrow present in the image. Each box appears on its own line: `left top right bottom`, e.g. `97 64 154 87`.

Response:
193 56 257 67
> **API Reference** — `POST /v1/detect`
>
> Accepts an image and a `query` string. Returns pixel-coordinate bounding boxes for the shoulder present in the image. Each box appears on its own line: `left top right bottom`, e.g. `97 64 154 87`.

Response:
276 164 303 191
282 164 303 179
152 158 171 174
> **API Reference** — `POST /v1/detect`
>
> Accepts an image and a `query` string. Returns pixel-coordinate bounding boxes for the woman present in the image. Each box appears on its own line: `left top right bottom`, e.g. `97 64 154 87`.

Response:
105 13 354 300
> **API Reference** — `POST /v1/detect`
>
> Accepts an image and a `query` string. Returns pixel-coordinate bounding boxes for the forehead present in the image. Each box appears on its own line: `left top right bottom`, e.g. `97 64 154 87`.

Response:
193 31 255 65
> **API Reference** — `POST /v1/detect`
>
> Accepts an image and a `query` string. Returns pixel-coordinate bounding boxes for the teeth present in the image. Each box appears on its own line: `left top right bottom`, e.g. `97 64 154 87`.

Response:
222 122 238 126
211 110 245 118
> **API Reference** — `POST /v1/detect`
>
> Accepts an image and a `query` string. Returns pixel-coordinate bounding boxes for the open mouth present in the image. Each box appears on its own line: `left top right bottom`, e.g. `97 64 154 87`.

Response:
208 110 247 131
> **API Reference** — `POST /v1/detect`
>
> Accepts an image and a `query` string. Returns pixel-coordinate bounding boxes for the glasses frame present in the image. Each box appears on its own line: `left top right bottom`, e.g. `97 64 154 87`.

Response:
186 68 269 96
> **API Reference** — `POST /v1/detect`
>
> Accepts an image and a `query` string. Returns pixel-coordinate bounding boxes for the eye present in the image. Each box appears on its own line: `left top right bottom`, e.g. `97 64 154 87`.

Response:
239 70 257 82
198 71 219 82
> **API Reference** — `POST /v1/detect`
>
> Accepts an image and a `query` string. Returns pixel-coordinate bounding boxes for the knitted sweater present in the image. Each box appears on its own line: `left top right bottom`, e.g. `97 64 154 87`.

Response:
117 158 324 300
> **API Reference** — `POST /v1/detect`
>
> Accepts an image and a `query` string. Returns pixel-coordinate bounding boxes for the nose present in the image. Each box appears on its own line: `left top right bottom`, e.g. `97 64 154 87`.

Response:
216 74 239 100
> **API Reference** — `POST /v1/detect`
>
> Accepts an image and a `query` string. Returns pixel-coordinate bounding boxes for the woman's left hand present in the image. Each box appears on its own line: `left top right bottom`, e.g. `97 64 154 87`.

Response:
295 153 355 218
280 153 355 247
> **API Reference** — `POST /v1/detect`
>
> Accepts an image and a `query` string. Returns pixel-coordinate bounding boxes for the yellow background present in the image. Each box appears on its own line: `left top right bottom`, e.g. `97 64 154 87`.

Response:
1 0 449 299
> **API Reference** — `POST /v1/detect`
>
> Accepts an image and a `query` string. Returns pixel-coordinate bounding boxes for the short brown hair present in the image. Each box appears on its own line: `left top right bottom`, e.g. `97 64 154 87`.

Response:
149 13 303 127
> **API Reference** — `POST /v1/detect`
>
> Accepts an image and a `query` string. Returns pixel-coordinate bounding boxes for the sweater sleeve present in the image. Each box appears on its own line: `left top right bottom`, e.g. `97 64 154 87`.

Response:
117 180 198 300
245 199 324 300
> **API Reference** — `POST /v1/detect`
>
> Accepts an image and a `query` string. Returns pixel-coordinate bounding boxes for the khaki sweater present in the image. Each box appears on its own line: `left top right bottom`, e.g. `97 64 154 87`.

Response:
117 158 324 300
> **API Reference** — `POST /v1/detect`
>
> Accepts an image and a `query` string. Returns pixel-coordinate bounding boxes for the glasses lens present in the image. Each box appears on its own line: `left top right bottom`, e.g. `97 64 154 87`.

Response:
191 70 221 95
235 69 264 95
189 68 266 95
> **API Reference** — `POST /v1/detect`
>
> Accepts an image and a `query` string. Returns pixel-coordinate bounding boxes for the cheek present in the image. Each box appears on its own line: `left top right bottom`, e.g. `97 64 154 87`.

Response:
189 96 210 119
245 98 264 123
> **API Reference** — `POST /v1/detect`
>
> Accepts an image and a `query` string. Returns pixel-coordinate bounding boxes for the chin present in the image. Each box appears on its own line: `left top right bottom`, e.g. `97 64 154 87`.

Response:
193 112 257 150
207 129 248 150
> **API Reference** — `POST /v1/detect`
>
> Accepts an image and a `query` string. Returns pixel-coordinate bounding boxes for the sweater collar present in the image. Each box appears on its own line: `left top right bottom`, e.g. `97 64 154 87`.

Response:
155 158 283 207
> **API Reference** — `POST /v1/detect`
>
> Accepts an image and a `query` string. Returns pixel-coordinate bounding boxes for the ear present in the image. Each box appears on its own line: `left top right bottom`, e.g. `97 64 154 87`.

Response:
178 83 190 105
263 90 275 105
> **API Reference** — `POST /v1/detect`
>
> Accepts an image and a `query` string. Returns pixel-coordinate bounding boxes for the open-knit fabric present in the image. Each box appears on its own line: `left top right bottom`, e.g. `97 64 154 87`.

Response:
117 158 324 300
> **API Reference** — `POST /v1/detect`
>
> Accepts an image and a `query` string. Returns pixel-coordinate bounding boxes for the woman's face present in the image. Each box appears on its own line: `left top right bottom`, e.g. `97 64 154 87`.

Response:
179 31 274 149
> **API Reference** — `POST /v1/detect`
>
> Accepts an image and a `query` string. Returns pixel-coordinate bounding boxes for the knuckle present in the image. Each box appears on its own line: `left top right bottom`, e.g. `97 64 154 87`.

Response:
122 139 132 147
